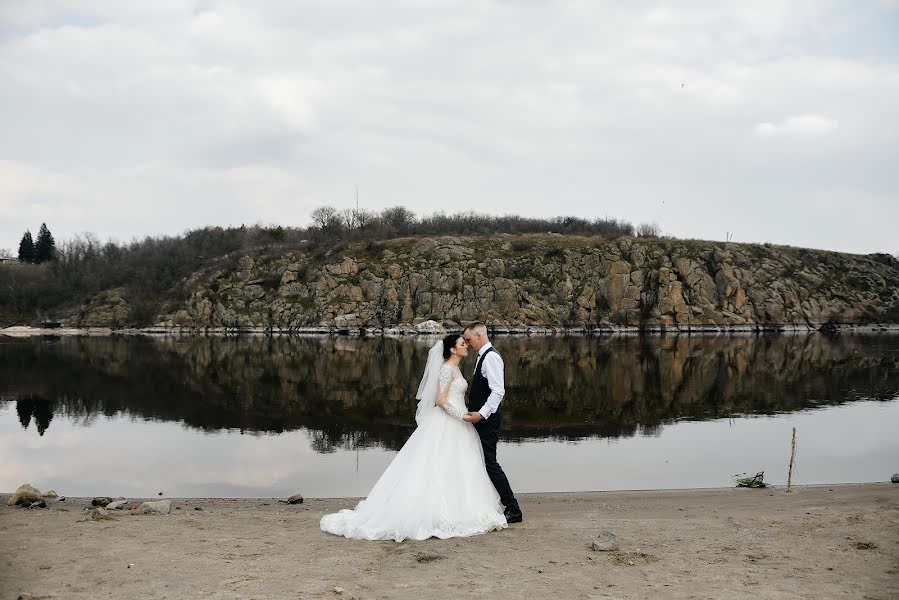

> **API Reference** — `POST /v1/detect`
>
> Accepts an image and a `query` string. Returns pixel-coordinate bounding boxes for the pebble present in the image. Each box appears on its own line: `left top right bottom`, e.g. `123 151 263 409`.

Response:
81 507 114 521
333 586 344 594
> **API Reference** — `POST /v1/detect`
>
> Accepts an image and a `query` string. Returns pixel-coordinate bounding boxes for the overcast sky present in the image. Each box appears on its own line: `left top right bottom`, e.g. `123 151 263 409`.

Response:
1 1 897 255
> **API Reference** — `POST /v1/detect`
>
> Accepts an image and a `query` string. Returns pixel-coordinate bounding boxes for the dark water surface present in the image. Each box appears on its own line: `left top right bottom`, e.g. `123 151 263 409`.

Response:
1 334 897 497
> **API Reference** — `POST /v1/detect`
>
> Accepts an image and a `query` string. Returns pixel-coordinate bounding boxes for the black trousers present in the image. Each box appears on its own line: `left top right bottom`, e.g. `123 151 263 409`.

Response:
474 410 518 510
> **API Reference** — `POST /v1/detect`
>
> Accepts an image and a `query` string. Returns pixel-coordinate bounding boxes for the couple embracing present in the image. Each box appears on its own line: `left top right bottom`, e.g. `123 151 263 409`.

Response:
321 322 523 542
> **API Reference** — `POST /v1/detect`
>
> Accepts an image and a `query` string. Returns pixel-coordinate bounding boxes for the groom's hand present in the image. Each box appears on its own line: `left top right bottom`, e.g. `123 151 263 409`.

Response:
463 412 482 423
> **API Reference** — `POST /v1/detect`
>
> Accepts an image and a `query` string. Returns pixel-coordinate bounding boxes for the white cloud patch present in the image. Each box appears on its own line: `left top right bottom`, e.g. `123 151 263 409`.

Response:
754 114 839 137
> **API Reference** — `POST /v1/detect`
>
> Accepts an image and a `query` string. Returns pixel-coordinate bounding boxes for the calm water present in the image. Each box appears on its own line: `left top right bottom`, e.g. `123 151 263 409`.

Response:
1 334 897 498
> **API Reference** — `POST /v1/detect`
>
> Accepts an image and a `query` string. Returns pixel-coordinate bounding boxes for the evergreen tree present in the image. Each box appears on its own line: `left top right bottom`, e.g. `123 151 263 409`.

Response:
17 230 35 263
34 223 56 263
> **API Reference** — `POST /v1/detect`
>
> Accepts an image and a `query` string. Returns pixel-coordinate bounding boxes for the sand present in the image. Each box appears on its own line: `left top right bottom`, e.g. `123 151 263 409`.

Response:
2 484 897 599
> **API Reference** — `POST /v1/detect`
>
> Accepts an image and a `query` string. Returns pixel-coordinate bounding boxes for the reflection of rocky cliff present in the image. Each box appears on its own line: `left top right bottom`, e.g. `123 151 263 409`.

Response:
136 236 899 330
1 335 897 451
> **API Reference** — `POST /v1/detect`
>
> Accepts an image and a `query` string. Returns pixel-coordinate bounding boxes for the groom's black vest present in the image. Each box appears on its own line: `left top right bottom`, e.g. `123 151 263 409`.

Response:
468 346 499 413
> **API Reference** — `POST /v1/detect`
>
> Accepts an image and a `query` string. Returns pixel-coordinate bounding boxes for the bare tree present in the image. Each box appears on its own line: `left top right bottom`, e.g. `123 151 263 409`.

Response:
310 206 338 229
636 222 661 238
355 208 376 231
381 206 416 234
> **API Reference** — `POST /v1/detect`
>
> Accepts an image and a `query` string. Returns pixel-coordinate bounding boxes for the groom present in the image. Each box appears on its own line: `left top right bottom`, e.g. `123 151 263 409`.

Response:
462 322 523 524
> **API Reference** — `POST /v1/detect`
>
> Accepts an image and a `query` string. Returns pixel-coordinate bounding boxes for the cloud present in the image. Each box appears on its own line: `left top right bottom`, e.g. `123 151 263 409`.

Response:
0 1 897 254
754 114 839 137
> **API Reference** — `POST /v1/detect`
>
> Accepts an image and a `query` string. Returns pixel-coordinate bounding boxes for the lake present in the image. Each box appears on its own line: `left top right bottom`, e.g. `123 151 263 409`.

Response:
1 333 897 498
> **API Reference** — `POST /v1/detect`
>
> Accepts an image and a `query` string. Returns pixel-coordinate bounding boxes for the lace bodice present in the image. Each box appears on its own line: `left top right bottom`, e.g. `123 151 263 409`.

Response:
437 364 468 419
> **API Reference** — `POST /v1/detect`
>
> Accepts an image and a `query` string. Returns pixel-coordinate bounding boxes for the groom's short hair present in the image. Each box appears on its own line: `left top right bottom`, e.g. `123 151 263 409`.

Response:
464 322 487 334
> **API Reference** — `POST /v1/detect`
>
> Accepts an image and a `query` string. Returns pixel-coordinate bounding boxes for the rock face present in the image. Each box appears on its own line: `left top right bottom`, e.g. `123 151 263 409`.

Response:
79 288 132 327
7 484 42 507
86 235 899 330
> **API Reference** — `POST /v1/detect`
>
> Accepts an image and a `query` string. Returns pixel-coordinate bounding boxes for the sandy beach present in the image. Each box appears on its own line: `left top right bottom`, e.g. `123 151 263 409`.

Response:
2 484 897 599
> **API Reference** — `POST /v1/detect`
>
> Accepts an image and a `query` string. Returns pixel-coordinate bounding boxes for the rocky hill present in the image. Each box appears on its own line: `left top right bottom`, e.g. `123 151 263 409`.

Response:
74 235 899 332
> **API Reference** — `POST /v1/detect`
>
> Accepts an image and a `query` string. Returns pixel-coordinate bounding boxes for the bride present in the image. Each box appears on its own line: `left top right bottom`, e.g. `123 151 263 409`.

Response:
320 333 508 541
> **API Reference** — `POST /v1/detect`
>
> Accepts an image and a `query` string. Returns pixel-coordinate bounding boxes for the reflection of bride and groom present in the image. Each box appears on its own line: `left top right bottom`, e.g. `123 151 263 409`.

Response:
321 322 523 541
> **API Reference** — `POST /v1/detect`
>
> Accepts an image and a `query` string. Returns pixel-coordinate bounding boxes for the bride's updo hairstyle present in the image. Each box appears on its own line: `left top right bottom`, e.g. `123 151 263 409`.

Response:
442 333 463 359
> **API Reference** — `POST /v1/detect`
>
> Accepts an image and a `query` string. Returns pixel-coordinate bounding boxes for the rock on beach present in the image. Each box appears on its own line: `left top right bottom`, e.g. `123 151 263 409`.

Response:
80 507 114 522
8 484 43 507
591 529 620 552
137 499 172 515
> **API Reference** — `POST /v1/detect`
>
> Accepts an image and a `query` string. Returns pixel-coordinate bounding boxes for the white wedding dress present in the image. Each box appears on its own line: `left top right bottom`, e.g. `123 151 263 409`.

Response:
320 361 508 542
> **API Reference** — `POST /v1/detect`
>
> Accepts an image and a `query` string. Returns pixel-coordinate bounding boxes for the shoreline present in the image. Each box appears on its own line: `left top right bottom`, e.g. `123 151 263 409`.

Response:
3 323 899 337
4 481 895 501
3 483 896 599
0 480 899 509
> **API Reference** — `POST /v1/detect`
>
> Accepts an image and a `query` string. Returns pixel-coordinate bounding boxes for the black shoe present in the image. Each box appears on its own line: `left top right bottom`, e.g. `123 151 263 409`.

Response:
504 508 523 523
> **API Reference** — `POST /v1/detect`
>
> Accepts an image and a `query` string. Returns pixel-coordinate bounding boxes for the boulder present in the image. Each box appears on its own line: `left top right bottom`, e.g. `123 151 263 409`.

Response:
238 256 255 270
41 490 58 499
92 497 112 507
105 500 129 510
28 500 47 509
287 493 304 505
591 529 620 552
8 484 42 507
136 499 171 515
892 473 899 483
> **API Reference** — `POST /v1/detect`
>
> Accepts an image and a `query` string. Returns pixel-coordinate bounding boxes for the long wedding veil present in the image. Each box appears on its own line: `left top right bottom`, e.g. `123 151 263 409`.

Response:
414 340 444 426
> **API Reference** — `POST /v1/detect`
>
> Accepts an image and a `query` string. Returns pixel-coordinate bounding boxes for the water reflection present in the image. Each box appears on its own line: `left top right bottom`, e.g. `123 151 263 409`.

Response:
15 396 53 435
1 334 897 452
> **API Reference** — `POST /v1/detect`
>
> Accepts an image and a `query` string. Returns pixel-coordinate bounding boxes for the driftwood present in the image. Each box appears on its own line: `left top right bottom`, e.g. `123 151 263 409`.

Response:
734 471 767 488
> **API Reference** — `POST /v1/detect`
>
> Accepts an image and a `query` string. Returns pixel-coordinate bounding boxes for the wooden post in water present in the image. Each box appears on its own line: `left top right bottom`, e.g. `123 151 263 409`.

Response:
786 427 797 492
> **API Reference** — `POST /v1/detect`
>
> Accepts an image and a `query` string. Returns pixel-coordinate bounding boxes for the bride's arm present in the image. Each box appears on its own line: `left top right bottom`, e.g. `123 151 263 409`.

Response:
435 367 465 420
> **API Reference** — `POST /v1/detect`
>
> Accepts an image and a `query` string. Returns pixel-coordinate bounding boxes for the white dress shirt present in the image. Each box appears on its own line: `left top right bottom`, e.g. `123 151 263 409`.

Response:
474 342 505 420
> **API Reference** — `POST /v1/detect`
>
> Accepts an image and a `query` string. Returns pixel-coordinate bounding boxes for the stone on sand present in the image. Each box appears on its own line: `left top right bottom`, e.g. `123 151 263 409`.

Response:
8 484 43 507
591 529 620 552
136 499 172 515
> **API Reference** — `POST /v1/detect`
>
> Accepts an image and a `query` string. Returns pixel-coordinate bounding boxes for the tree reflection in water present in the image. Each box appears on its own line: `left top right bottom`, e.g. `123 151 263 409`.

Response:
1 334 897 451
